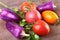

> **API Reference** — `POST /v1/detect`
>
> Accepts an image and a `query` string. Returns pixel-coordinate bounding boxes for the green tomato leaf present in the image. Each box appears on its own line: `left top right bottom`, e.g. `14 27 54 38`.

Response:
20 19 27 26
26 36 30 40
13 8 19 12
19 12 25 18
30 32 41 40
34 34 40 40
26 31 41 40
24 24 32 33
13 8 25 18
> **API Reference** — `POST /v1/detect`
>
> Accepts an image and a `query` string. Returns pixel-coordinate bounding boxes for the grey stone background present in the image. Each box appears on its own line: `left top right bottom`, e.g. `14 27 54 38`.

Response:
0 0 60 40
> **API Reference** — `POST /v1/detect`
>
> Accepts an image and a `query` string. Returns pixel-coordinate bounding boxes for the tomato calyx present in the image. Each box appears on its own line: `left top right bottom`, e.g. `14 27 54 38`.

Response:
54 18 60 25
20 1 36 13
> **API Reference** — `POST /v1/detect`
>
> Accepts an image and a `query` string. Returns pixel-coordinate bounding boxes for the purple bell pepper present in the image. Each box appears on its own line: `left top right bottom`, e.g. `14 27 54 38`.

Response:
37 1 56 12
6 22 29 38
0 8 20 23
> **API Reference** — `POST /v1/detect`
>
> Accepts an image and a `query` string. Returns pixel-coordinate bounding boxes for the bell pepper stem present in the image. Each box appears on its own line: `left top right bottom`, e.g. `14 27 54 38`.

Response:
0 9 2 12
53 4 56 8
53 5 56 8
20 31 30 37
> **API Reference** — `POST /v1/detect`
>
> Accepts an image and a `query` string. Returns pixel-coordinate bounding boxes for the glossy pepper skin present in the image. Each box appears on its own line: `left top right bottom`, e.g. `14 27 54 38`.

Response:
0 8 20 23
6 22 24 38
37 1 56 12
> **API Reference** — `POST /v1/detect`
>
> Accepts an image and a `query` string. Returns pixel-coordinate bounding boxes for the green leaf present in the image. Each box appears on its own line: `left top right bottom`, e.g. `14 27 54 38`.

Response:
26 31 41 40
22 19 26 22
13 8 19 12
26 37 30 40
13 8 25 18
30 32 41 40
24 24 32 33
34 34 40 40
20 19 27 26
19 12 24 18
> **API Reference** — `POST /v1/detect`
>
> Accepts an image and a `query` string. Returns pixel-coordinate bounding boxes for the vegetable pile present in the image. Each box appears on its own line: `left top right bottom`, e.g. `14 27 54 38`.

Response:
0 1 60 40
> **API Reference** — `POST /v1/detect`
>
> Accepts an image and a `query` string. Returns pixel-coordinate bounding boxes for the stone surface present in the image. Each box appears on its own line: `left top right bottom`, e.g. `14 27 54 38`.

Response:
0 0 60 40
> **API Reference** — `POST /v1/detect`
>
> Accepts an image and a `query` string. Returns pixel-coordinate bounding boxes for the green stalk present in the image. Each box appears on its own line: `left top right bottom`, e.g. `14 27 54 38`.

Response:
54 19 60 25
0 2 9 8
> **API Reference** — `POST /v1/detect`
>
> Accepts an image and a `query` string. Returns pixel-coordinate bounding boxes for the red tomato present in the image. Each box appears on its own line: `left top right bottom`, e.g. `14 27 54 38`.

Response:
25 10 41 24
32 20 50 36
20 1 36 13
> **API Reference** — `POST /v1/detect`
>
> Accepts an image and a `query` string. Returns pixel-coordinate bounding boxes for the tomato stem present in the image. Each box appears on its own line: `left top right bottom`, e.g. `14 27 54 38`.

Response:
54 19 60 25
29 0 34 2
29 0 34 4
26 7 31 12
